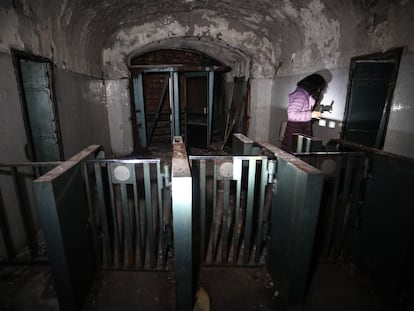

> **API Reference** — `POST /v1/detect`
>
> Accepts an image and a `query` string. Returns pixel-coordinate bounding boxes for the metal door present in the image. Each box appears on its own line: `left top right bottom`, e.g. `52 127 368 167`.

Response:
342 48 402 148
183 72 214 149
19 59 62 161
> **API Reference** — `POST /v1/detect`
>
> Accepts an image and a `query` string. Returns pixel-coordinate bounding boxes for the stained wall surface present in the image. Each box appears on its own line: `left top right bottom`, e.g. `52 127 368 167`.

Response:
1 0 414 157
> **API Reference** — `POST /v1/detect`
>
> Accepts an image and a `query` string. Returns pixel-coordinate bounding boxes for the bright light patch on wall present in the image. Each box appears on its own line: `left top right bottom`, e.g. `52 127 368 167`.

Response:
392 102 411 112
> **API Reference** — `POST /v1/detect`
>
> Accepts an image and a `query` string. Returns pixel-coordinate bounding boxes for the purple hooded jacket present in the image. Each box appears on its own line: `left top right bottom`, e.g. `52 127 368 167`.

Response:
287 87 315 122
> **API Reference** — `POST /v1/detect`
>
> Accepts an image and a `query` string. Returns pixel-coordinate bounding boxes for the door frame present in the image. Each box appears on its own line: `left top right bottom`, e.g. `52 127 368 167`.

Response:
341 47 403 148
130 66 215 149
12 49 64 161
182 71 214 149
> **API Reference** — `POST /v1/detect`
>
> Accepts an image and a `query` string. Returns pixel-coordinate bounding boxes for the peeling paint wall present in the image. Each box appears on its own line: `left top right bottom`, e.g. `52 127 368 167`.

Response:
102 12 276 79
1 0 414 161
105 79 134 156
54 69 111 158
248 79 273 141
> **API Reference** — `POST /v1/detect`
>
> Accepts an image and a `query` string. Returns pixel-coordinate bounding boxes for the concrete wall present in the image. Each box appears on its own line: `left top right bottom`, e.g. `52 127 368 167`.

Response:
0 51 32 260
54 69 111 158
269 52 414 159
0 52 28 163
269 68 348 146
105 79 134 156
248 78 273 141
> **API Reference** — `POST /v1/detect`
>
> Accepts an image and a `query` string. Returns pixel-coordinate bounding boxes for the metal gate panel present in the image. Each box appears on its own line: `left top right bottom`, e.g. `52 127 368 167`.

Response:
84 158 171 270
33 145 102 311
257 141 324 304
189 155 274 265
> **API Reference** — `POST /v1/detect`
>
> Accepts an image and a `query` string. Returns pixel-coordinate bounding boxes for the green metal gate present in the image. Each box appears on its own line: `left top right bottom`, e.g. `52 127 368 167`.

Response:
83 158 172 270
34 138 325 310
190 155 276 265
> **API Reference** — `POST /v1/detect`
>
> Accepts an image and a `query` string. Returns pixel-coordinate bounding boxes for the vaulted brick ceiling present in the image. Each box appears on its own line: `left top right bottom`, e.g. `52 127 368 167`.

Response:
6 0 410 78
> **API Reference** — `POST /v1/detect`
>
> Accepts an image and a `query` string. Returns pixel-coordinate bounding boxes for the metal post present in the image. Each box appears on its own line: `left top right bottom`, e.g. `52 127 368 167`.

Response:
133 73 148 147
207 71 214 147
173 72 180 136
11 167 37 258
172 136 193 311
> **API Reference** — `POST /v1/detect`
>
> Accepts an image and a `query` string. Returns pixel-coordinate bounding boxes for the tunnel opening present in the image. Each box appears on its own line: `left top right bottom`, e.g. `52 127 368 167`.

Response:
128 49 242 153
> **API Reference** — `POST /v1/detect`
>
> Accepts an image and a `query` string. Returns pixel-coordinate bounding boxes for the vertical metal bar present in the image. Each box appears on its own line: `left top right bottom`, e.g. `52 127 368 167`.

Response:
120 183 132 267
325 156 343 259
133 73 148 147
107 168 122 267
157 162 163 256
82 163 101 266
169 73 175 141
232 158 242 264
172 138 193 311
333 155 354 258
343 155 365 258
207 71 214 147
305 137 311 153
255 157 268 264
143 163 156 267
244 158 256 264
132 175 144 267
212 160 218 262
94 162 112 265
0 189 15 260
199 160 207 260
173 71 180 136
296 135 303 153
221 179 230 262
11 167 37 258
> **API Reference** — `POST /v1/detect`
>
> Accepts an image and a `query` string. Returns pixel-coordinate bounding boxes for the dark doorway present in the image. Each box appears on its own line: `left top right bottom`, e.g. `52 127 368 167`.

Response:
129 49 229 150
182 72 209 149
341 47 402 148
13 51 63 162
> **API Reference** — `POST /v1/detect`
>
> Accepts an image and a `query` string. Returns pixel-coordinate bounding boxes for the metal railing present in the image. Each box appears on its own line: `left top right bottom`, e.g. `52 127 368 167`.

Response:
83 158 172 270
0 161 61 264
190 155 275 266
293 151 366 261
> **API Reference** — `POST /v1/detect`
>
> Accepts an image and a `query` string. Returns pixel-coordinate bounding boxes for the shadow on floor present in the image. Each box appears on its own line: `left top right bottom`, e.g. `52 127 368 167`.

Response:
1 262 413 311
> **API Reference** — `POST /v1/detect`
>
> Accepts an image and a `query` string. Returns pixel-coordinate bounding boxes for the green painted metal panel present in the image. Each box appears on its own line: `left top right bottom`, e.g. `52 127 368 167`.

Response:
20 59 61 161
257 142 324 304
33 145 102 311
172 137 193 310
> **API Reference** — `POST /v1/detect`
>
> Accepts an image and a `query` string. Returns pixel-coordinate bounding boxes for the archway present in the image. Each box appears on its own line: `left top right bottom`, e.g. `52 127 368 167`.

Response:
128 48 235 150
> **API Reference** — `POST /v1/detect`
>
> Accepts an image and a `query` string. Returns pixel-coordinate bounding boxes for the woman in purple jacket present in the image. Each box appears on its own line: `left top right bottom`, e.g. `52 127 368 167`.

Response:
281 73 326 152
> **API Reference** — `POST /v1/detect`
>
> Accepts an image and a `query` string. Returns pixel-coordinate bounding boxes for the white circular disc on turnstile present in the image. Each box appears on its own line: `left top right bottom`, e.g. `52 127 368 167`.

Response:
114 165 130 181
219 162 233 178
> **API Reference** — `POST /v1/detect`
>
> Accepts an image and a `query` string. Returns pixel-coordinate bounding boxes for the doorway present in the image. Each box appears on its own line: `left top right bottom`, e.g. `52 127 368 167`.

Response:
341 47 402 148
129 49 228 150
13 51 63 162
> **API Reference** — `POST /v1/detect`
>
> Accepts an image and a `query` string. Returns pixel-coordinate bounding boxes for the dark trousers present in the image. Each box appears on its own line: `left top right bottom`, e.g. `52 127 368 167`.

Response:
281 121 312 152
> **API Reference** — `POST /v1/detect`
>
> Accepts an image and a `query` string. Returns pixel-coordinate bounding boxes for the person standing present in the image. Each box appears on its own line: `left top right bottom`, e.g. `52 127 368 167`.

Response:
281 73 327 152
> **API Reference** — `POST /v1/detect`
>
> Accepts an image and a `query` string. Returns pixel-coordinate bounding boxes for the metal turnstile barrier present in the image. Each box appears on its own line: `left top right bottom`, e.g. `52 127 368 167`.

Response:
190 155 276 266
83 158 172 270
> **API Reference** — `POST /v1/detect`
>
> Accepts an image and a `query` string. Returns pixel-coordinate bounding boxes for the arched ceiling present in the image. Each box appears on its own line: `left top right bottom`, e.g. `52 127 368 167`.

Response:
6 0 411 78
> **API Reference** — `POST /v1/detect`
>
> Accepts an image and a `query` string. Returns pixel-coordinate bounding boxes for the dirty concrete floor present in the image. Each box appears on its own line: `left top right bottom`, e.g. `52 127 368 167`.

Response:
1 263 412 311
